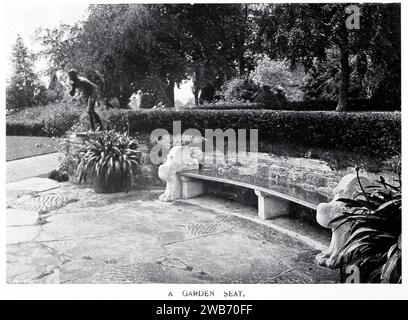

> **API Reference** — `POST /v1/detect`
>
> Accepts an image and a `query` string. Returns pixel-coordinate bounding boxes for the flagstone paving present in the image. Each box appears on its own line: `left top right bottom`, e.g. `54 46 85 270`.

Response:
6 179 339 284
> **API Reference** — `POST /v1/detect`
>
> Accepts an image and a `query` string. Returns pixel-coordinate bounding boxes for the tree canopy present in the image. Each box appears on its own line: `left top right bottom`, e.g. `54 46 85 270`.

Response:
11 3 400 110
6 36 39 110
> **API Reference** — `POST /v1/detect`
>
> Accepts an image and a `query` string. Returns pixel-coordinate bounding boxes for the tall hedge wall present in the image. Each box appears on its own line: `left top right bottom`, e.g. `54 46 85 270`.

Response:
108 109 401 158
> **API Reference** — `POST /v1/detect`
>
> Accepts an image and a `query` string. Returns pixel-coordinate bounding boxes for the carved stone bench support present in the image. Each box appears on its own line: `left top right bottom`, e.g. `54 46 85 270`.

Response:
180 176 204 199
315 173 371 268
254 190 289 220
158 146 200 202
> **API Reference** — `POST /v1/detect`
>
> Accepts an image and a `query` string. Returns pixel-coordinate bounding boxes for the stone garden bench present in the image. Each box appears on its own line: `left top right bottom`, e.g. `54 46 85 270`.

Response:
177 168 330 219
157 146 397 269
157 145 333 220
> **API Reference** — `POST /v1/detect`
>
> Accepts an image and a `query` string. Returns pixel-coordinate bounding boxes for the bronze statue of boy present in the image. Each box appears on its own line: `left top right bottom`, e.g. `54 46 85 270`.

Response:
68 69 103 131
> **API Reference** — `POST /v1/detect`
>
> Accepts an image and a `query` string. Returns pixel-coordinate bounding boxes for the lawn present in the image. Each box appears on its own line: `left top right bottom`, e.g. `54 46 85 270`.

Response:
6 136 60 161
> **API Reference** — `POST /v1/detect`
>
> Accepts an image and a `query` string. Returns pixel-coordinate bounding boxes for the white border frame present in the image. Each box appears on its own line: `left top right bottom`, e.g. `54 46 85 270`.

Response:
1 0 406 300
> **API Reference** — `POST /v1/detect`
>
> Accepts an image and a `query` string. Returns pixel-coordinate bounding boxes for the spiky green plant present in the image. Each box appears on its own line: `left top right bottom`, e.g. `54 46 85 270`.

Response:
77 130 142 192
331 168 401 283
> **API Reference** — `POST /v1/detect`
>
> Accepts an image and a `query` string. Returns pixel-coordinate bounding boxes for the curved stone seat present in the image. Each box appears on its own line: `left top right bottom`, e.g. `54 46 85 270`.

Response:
177 167 332 220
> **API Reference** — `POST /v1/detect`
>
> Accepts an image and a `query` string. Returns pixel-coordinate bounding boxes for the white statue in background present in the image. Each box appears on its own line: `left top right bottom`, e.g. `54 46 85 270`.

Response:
128 90 142 110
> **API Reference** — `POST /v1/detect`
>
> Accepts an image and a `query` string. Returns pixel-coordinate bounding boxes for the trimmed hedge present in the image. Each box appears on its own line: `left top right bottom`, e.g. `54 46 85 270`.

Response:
6 101 83 137
6 121 47 136
198 98 392 111
198 102 266 110
108 109 401 158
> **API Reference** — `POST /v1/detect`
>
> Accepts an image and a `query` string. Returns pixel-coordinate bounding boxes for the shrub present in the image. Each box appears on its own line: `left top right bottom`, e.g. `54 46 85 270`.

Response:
106 109 401 160
218 78 260 102
334 169 401 283
6 100 83 137
249 56 305 101
57 129 83 178
77 130 142 192
48 169 69 182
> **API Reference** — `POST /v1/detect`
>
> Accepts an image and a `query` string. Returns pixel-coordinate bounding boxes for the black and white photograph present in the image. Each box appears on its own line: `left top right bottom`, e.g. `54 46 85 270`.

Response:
2 0 404 299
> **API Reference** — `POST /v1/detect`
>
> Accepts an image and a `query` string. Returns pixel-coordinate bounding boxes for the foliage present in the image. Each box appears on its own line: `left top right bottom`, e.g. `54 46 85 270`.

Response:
170 4 257 104
198 102 265 110
57 123 84 178
303 49 341 100
304 49 374 100
77 130 142 191
216 52 312 104
48 169 69 182
106 109 401 160
249 56 305 101
35 74 67 106
31 3 400 110
218 78 260 102
36 4 189 107
303 48 400 111
331 169 401 283
6 98 398 138
36 4 260 107
6 100 83 136
256 3 401 111
190 98 387 112
6 36 40 110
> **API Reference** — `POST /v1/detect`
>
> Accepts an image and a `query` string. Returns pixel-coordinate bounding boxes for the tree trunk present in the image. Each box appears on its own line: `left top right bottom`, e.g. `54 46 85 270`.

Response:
193 88 200 106
355 52 367 97
166 79 175 108
336 47 350 112
192 71 200 106
239 4 249 76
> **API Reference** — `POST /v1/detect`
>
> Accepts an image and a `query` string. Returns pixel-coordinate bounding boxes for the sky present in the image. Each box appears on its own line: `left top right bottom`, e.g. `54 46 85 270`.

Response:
5 3 89 72
4 2 90 87
4 2 193 103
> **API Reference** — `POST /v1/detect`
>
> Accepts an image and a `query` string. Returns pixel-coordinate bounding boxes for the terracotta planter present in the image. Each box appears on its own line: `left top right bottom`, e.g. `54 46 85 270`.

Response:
92 172 128 193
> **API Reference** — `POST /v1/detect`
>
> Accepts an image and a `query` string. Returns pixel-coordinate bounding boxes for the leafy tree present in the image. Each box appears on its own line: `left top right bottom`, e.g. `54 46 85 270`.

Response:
34 3 400 110
35 24 83 76
37 4 189 107
256 3 400 111
169 4 259 105
6 35 39 110
365 4 400 110
118 4 189 107
36 7 126 105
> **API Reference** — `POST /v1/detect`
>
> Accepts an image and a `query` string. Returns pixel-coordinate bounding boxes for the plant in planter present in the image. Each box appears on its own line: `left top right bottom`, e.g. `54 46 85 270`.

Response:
77 130 142 193
332 168 401 283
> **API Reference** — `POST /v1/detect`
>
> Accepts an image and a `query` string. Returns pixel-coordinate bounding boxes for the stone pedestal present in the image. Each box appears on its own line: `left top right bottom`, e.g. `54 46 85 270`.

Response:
254 190 289 220
180 176 204 199
68 132 88 154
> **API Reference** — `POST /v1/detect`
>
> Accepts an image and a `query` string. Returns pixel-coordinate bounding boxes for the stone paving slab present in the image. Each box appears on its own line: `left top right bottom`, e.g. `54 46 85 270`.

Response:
6 182 339 284
6 177 61 193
